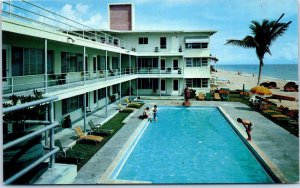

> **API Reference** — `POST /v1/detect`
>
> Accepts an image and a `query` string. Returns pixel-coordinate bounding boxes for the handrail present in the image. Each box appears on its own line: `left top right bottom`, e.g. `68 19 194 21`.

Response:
2 0 128 49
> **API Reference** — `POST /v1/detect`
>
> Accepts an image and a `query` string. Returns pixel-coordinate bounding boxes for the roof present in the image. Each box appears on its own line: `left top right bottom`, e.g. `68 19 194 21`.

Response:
101 29 217 36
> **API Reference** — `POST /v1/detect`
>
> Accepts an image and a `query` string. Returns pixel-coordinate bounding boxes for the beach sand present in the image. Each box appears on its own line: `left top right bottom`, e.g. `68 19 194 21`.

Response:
213 70 299 110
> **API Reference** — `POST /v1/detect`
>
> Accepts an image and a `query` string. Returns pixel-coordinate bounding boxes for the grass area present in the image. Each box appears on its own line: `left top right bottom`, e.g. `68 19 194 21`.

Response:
69 111 132 170
227 93 250 105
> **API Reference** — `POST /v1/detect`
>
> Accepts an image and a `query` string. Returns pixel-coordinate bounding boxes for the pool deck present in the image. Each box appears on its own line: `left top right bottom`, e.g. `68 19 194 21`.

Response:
60 98 298 184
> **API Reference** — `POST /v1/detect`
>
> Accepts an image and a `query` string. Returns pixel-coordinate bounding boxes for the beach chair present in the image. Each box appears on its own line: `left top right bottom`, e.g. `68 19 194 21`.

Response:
214 93 221 101
125 97 143 107
74 126 104 144
55 139 86 164
117 103 135 112
88 120 114 136
197 92 205 100
205 93 212 101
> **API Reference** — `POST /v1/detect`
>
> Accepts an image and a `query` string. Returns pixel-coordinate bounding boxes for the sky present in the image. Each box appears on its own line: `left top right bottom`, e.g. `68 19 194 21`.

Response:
13 0 299 65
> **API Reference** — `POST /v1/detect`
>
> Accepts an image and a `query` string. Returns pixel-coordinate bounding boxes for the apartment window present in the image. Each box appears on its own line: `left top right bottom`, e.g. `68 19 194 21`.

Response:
97 55 106 70
61 52 83 73
138 78 156 89
137 58 159 68
62 95 84 115
93 57 97 73
98 88 106 99
160 59 166 70
185 37 209 49
12 47 53 76
160 37 167 49
112 57 119 69
138 37 148 44
186 78 209 88
186 58 208 67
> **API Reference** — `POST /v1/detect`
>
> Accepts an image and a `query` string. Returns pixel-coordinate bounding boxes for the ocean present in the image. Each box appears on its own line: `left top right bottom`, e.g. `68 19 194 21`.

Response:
217 64 299 82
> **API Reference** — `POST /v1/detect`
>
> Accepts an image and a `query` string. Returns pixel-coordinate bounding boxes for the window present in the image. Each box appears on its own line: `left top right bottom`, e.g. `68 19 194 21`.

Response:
185 43 208 49
186 58 208 67
137 58 159 68
97 55 106 70
98 88 106 100
93 57 97 73
61 52 83 73
138 37 148 44
12 47 53 76
138 78 158 89
62 95 84 115
185 78 209 88
160 37 166 49
112 57 119 69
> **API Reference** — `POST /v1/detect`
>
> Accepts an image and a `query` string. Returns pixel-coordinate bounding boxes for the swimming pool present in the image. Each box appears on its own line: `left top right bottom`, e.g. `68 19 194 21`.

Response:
110 106 274 183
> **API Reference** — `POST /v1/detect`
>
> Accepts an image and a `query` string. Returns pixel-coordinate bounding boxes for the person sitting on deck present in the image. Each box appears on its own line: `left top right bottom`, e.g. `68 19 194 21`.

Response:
237 118 254 141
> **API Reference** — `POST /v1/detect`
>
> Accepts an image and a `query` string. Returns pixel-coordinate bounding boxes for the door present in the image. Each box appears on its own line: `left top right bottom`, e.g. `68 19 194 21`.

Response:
173 59 178 70
160 59 166 71
173 79 179 94
161 79 166 93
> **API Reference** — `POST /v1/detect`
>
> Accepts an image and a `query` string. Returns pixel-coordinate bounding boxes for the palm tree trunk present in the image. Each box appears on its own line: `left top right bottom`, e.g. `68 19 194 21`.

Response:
257 59 263 86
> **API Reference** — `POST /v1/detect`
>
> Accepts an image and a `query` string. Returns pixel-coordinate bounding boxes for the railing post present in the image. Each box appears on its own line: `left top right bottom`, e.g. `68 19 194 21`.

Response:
44 39 48 93
49 101 55 169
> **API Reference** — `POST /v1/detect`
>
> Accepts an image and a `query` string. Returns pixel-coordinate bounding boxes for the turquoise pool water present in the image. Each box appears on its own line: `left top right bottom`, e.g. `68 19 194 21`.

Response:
111 107 274 183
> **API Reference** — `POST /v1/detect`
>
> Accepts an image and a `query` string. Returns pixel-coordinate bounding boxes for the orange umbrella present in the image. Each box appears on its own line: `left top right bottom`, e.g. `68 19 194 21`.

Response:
250 86 272 97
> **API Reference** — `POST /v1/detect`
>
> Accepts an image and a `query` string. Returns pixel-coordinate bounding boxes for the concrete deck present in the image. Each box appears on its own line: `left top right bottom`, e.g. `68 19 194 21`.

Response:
51 98 298 184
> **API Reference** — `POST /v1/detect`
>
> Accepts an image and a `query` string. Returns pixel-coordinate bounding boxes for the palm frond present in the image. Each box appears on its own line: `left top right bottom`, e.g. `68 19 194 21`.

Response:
225 36 257 48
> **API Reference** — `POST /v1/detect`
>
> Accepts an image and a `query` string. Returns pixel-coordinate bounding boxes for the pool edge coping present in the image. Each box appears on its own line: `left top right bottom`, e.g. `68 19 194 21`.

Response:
217 106 288 183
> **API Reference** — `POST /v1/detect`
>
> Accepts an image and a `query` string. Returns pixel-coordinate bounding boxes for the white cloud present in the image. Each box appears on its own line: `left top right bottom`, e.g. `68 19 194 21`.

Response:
59 3 105 29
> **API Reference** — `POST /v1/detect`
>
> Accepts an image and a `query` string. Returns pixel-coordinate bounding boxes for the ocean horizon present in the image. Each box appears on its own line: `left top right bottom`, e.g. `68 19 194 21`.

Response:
217 64 299 82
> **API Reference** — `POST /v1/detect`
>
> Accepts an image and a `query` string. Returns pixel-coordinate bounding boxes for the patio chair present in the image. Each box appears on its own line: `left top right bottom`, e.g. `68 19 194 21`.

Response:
88 120 114 136
74 126 104 144
125 97 143 107
205 93 212 101
54 139 86 164
197 92 205 100
117 103 135 112
214 93 221 101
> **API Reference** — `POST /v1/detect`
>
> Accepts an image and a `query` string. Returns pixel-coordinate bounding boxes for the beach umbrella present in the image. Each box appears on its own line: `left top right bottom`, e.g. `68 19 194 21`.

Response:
250 86 272 97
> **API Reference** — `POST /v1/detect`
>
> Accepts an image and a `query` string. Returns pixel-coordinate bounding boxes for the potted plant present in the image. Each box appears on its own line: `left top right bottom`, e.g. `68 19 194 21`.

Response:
62 115 71 128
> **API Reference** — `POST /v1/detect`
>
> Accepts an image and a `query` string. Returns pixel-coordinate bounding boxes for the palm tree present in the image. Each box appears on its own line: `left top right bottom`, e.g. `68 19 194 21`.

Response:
225 13 291 86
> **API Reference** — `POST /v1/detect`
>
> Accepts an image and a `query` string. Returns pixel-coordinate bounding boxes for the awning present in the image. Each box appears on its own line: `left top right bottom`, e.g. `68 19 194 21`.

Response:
185 38 209 43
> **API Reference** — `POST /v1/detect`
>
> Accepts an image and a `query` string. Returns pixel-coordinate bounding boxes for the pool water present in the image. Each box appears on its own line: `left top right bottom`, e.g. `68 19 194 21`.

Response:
111 107 273 183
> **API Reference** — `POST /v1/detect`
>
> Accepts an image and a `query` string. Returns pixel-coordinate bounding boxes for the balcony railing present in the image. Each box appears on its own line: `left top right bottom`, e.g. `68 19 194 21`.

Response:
2 68 137 95
2 0 130 50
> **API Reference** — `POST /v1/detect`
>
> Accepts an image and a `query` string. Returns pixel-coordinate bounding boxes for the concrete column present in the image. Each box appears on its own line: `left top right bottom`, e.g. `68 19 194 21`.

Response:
83 93 87 132
105 87 108 117
105 50 108 81
83 47 86 84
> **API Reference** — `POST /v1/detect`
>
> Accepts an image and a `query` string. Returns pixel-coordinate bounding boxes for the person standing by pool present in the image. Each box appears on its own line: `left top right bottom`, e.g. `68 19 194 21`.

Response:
237 118 253 141
143 107 152 122
152 105 158 122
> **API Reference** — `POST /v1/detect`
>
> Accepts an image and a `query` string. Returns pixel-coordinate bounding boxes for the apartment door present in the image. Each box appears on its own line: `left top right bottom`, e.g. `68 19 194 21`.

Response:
173 59 179 70
160 59 166 72
173 79 179 95
161 79 166 93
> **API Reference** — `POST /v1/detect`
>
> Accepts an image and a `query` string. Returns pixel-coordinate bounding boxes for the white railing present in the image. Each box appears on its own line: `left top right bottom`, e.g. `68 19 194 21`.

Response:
2 0 131 50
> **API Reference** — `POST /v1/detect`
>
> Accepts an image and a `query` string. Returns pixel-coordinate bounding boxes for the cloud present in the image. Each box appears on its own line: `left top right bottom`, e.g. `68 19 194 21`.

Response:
59 3 105 29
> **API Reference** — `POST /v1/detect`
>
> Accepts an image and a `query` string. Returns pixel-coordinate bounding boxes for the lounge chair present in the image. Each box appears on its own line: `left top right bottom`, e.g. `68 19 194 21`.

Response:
197 92 205 100
125 98 142 107
117 103 135 112
205 93 212 100
214 93 221 101
74 126 104 144
88 120 114 136
54 139 86 164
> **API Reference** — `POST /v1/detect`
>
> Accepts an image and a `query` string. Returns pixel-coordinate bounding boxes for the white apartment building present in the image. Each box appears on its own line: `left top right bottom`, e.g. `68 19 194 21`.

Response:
2 1 216 134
